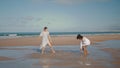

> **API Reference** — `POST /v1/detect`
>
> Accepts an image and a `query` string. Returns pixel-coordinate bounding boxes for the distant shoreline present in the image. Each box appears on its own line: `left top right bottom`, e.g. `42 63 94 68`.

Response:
0 34 120 47
0 32 120 37
0 32 120 39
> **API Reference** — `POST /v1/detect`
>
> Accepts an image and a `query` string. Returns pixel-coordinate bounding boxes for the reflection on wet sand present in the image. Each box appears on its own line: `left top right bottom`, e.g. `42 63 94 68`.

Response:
0 40 120 68
79 55 91 66
31 51 94 68
41 58 50 68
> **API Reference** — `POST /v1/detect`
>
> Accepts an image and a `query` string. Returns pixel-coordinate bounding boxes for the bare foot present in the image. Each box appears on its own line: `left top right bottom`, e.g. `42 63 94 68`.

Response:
51 52 55 56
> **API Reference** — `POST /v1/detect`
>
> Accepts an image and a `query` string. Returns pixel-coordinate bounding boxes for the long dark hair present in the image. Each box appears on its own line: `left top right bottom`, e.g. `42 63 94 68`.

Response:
44 27 48 30
76 34 83 40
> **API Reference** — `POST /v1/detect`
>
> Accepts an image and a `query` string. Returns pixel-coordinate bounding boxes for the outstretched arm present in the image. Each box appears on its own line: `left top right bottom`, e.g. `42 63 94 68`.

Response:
80 41 83 50
40 32 43 36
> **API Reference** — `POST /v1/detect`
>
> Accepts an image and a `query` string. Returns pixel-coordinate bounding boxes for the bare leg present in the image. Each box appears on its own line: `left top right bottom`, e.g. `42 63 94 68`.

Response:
51 47 56 54
83 46 88 56
48 42 55 54
85 46 88 55
41 47 45 54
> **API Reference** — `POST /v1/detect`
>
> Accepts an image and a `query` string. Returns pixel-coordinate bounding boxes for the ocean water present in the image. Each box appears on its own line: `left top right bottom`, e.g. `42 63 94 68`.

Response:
0 32 120 39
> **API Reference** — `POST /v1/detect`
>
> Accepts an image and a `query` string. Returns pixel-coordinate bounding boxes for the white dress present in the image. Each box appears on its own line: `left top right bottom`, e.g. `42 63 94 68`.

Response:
80 37 90 49
40 31 50 49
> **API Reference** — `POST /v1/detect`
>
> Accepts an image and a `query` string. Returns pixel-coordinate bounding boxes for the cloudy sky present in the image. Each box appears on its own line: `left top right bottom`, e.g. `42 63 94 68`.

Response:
0 0 120 32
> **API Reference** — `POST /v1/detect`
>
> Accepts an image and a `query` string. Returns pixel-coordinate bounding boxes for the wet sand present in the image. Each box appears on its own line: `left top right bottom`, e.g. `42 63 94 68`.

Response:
0 35 120 68
0 34 120 46
102 48 120 68
0 56 14 61
0 40 120 68
0 45 107 68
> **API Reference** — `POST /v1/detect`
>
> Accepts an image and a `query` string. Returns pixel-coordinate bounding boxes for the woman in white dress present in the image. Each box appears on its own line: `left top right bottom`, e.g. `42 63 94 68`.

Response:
40 27 55 54
77 34 90 56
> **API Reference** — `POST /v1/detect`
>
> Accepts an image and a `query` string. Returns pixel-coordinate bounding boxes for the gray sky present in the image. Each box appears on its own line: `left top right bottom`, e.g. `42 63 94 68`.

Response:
0 0 120 32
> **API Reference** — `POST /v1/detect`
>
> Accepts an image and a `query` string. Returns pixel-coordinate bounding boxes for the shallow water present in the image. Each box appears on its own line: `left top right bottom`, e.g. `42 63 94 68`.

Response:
0 40 120 68
95 40 120 48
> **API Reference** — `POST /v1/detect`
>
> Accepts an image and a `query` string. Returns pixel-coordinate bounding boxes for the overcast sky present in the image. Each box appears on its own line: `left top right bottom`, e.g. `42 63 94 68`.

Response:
0 0 120 32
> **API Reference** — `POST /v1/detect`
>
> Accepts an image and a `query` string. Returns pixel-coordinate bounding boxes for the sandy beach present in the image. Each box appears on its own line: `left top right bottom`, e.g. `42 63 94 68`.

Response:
0 34 120 68
102 48 120 68
0 0 120 67
0 34 120 46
